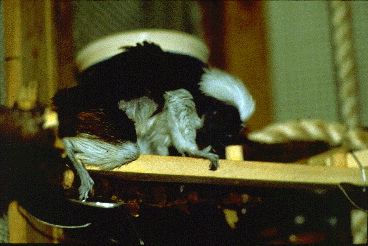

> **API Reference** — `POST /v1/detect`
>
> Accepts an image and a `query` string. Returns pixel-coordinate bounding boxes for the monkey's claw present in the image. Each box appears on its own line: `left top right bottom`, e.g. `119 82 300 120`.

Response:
209 154 219 171
78 175 94 201
198 145 219 171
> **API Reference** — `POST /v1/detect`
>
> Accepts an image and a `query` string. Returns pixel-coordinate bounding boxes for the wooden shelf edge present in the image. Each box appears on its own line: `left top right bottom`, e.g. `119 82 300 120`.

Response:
86 155 365 188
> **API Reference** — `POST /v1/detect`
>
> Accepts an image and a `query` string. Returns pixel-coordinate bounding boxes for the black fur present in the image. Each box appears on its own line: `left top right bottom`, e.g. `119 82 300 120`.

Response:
196 98 243 157
56 107 137 144
75 42 206 108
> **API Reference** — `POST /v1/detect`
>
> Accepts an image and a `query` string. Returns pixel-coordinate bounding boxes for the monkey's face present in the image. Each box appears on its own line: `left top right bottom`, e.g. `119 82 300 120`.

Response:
196 100 244 153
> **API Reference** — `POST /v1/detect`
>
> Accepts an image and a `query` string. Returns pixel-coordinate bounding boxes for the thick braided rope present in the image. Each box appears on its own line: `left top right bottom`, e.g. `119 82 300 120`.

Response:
329 1 361 129
248 119 368 150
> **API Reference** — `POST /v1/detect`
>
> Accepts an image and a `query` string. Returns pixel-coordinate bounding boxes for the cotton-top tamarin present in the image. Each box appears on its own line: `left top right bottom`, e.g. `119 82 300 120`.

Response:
53 41 255 200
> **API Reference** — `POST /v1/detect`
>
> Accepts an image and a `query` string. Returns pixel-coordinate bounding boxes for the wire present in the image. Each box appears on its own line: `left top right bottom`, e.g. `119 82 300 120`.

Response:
336 151 367 212
337 184 367 212
350 151 367 192
17 205 91 229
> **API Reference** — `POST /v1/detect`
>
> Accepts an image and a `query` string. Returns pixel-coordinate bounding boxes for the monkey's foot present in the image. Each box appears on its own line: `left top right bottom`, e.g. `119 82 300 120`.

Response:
78 174 95 201
191 145 219 171
208 153 219 171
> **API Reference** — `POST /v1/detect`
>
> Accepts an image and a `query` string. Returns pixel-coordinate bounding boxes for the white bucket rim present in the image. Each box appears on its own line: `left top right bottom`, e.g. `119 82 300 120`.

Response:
76 29 210 72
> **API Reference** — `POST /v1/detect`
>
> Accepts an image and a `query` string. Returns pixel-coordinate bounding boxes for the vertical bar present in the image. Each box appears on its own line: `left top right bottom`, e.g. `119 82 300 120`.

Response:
222 1 273 130
53 0 76 89
4 0 22 107
44 0 58 103
8 201 27 243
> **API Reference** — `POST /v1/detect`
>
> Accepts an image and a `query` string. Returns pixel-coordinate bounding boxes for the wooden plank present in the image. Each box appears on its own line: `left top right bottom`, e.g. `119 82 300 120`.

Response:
20 0 58 105
44 0 59 103
4 0 22 107
8 201 27 243
87 154 365 188
4 0 60 107
346 149 368 168
225 145 244 161
296 146 349 167
8 201 64 243
301 147 368 169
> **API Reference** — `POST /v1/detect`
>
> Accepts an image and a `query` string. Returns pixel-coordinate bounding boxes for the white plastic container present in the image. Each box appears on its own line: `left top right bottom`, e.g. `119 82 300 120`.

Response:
76 29 210 72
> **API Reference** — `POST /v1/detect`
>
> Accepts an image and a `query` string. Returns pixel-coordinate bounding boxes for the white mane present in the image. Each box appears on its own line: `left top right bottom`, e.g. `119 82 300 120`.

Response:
199 68 255 122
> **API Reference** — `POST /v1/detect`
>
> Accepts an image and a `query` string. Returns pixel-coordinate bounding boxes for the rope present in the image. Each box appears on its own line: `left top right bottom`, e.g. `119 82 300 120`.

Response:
248 119 368 150
329 1 361 129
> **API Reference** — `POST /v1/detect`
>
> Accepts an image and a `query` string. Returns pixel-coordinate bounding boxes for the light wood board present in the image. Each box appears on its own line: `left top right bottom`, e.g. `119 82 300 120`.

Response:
87 154 365 188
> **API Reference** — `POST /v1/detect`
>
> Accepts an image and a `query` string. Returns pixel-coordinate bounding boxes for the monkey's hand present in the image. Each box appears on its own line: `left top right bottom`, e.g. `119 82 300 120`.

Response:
164 89 219 170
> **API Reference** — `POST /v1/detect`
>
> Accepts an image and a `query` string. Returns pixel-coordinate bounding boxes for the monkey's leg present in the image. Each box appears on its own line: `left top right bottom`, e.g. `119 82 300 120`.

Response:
63 136 140 200
62 137 94 201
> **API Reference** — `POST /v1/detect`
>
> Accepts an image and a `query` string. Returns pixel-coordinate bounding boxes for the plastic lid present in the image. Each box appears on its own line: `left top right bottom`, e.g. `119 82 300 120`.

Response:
76 29 210 72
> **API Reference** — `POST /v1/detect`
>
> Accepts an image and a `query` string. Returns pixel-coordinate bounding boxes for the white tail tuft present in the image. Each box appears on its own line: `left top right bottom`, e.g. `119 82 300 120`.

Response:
199 69 255 122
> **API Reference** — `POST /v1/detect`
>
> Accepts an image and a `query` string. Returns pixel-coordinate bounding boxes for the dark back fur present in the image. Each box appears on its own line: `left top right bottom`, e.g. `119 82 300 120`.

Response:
75 42 207 107
57 107 137 144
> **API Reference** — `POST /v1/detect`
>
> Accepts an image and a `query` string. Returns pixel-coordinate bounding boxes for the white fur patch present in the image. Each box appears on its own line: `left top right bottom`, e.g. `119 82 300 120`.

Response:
164 89 203 154
164 89 219 169
118 96 158 136
120 89 219 169
199 68 255 122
